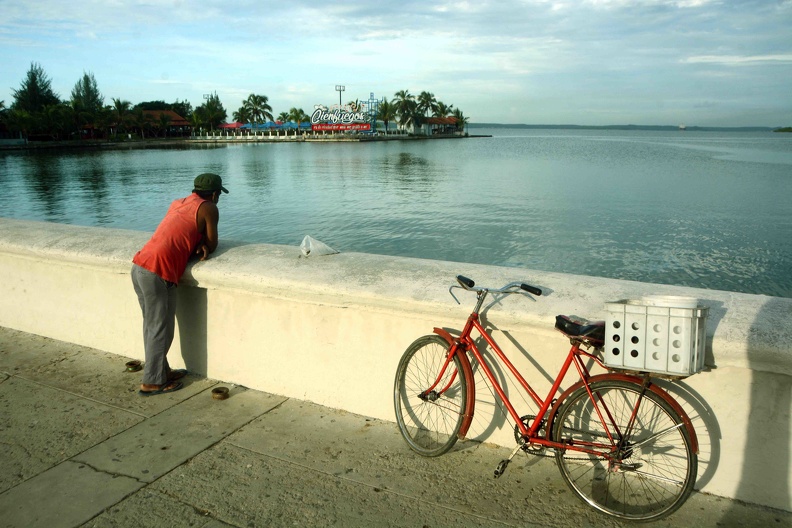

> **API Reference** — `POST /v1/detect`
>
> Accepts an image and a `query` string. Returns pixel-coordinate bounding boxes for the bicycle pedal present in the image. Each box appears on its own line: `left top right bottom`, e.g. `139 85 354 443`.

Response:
494 459 509 478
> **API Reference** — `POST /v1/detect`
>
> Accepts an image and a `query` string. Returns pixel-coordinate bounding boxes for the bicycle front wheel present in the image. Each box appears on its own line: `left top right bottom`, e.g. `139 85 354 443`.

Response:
552 380 696 522
394 335 468 457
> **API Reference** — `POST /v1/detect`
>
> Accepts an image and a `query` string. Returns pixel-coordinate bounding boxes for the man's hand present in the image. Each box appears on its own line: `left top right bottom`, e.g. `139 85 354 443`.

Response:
196 243 211 261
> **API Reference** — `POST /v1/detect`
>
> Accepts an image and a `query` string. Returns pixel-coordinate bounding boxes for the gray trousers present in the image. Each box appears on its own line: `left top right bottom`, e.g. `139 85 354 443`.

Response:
131 264 177 385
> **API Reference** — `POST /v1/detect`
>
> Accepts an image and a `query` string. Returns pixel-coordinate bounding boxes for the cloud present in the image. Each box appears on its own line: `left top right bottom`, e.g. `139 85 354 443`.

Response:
684 54 792 65
1 0 791 126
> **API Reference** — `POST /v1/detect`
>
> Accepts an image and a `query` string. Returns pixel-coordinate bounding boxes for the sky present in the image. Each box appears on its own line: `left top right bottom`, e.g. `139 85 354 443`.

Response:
1 0 791 127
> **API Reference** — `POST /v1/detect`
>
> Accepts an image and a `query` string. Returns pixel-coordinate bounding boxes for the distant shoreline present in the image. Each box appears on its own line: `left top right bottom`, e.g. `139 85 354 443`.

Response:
0 132 492 151
468 123 783 132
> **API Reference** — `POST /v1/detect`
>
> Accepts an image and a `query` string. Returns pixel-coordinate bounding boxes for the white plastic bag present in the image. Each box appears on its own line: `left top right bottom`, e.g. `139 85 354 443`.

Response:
299 235 339 257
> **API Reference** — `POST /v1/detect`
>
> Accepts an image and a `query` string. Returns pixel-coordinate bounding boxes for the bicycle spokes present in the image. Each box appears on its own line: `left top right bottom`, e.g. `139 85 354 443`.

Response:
553 380 696 521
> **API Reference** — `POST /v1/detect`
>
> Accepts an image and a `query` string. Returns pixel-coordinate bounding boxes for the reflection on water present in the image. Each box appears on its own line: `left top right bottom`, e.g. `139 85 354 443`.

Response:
2 130 791 297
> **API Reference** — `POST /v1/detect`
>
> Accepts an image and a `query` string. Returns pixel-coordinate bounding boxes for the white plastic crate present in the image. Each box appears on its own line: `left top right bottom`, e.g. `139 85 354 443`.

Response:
603 298 708 376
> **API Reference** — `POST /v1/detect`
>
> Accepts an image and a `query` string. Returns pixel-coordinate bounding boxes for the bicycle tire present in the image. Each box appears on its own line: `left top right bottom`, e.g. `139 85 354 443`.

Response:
552 380 696 521
393 335 468 457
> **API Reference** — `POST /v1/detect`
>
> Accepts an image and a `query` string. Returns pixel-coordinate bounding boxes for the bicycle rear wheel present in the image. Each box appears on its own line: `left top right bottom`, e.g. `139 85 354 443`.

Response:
552 380 696 521
394 335 468 457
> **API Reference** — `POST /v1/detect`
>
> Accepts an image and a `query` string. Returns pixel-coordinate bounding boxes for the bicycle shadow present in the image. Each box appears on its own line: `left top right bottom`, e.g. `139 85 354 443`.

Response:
440 290 558 448
433 323 511 450
722 296 791 518
649 297 726 491
652 379 721 490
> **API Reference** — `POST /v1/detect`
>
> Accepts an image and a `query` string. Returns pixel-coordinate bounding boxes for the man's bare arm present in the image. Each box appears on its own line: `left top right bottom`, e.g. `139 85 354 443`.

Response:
196 201 220 260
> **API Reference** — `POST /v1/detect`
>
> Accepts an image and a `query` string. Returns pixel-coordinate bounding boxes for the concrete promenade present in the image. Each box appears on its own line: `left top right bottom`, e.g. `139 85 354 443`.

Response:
1 327 789 528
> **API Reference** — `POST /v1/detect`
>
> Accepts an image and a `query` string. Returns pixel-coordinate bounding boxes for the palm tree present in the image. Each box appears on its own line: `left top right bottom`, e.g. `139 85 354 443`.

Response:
232 107 251 124
376 98 397 134
452 108 469 134
112 98 131 138
288 108 310 134
394 90 419 132
41 102 72 140
417 91 437 119
434 101 454 118
190 110 205 135
5 108 33 139
70 99 93 139
130 108 154 139
277 111 289 123
157 112 172 138
243 94 274 130
94 106 114 140
0 101 7 135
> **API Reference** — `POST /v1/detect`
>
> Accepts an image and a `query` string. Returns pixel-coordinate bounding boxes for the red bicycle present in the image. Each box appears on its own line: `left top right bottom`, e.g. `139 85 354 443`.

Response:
393 276 698 522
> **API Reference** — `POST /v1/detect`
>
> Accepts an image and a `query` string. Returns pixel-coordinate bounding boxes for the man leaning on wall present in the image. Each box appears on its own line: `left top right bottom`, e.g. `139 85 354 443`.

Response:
130 173 228 396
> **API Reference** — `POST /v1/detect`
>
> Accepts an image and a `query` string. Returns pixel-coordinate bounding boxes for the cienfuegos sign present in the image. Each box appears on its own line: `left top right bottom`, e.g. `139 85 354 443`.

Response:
311 105 372 132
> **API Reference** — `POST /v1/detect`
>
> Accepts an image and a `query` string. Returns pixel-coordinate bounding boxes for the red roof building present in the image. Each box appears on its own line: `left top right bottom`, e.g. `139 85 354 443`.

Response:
143 110 189 126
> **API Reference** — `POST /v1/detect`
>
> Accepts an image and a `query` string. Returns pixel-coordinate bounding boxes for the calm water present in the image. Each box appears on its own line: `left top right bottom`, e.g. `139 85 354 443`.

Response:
2 129 791 297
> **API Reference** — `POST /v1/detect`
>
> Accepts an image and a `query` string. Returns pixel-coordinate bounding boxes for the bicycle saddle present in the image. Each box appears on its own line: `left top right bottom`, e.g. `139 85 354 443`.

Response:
555 315 605 345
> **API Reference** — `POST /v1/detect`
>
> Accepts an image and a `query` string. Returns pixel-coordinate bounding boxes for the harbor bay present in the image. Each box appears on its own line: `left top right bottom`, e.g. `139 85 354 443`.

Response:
3 128 791 297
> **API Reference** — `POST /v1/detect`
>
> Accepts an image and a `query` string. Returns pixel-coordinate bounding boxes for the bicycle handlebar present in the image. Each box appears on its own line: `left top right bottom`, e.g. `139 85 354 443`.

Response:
455 275 542 297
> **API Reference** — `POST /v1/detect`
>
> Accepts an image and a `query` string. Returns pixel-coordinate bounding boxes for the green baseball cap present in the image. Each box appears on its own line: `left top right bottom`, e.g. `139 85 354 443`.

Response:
193 173 229 193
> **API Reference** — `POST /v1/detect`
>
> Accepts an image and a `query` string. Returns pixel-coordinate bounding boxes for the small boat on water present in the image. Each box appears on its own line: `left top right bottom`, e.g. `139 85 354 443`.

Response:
679 124 687 131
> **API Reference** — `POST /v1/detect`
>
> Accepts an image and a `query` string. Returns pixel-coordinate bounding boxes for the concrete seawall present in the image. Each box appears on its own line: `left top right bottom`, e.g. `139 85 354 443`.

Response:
0 217 790 512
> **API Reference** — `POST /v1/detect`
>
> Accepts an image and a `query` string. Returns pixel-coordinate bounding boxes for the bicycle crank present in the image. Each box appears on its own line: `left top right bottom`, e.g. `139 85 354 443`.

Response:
494 442 525 478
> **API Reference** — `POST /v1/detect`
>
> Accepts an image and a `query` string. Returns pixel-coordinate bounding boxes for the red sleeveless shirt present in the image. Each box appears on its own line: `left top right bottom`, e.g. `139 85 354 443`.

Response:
133 193 209 284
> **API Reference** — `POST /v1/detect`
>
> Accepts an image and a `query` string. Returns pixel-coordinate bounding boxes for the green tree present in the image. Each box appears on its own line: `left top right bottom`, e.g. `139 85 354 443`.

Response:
242 94 273 129
39 102 75 140
288 107 309 133
157 112 172 138
136 100 169 110
0 101 7 135
70 71 104 139
94 105 115 140
130 107 155 138
277 111 289 123
434 101 453 117
195 93 227 131
190 110 205 134
171 99 192 120
12 62 60 115
5 109 33 138
452 108 469 134
70 72 104 115
376 98 397 134
417 91 437 118
232 107 251 124
394 89 419 131
112 98 132 138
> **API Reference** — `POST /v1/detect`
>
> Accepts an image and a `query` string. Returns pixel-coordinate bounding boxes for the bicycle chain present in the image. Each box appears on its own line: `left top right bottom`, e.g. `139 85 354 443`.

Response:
516 421 616 461
483 376 617 462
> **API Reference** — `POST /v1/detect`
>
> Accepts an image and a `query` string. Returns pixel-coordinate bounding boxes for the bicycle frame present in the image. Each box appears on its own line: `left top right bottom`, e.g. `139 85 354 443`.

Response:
430 292 698 456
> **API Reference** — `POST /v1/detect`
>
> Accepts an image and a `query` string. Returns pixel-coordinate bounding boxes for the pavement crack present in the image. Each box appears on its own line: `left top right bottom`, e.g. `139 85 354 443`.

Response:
264 397 289 414
69 459 147 485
